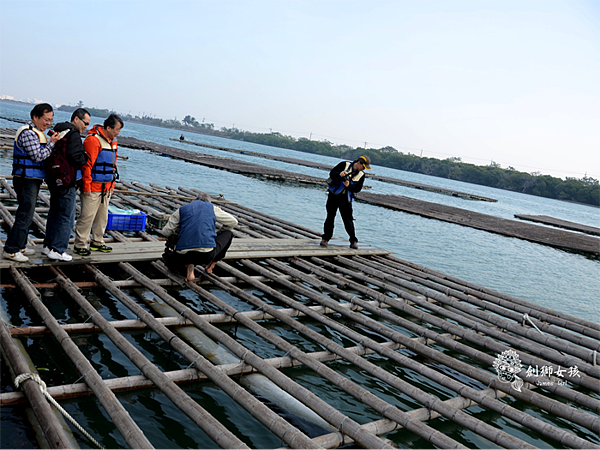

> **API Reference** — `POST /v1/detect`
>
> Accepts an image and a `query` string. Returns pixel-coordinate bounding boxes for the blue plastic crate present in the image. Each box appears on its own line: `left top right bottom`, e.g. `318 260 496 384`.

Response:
106 212 147 231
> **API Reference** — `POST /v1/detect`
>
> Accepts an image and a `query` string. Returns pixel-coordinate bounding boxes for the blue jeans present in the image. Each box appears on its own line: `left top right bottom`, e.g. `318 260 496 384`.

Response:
4 177 42 253
43 186 77 253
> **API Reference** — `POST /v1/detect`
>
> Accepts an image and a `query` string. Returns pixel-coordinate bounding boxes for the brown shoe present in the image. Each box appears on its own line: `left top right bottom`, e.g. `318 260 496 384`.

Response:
320 239 329 247
350 242 359 249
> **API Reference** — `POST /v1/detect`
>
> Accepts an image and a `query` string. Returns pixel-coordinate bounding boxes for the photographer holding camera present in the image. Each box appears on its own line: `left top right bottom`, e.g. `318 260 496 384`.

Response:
320 155 371 249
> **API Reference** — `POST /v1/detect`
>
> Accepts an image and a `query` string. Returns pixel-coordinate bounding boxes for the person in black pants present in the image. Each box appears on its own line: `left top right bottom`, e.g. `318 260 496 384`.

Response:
321 155 371 249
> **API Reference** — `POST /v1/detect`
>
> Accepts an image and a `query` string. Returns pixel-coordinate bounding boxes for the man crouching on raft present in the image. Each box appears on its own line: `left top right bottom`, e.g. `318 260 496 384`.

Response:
161 193 238 281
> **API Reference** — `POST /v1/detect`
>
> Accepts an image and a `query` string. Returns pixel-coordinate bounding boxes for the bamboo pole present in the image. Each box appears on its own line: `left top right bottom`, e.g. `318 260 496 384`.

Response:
185 187 319 239
111 193 165 220
0 319 74 449
322 256 600 391
47 265 249 450
220 260 588 449
9 298 380 336
2 341 399 406
346 255 600 371
360 253 600 352
156 184 265 239
381 254 600 332
89 262 321 449
287 257 600 429
119 181 180 215
218 204 306 239
220 202 320 239
114 188 237 204
119 262 394 449
113 189 195 201
192 267 485 449
372 258 600 344
9 267 154 449
256 258 599 449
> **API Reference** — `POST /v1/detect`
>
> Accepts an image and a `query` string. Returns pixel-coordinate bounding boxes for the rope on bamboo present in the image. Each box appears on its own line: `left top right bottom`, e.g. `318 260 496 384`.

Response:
15 373 104 449
522 313 545 335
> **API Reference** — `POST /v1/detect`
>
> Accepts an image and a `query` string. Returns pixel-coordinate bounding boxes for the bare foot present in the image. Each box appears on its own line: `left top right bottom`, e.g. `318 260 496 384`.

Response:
206 261 217 274
185 264 195 282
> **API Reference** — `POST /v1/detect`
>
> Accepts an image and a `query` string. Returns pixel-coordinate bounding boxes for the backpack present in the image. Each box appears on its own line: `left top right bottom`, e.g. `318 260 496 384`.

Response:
45 134 76 189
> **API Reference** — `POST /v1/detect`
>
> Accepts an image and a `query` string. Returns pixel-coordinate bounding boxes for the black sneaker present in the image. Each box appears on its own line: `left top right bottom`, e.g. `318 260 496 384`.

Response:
73 247 91 256
90 244 112 253
349 242 359 249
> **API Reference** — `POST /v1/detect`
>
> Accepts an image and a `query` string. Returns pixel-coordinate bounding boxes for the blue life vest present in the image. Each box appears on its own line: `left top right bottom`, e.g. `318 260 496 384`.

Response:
12 125 48 180
90 134 117 183
176 200 217 250
327 162 364 202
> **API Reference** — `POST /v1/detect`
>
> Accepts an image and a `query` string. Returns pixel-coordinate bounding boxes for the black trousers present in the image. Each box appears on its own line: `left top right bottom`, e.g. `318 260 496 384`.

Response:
322 193 357 243
163 230 234 275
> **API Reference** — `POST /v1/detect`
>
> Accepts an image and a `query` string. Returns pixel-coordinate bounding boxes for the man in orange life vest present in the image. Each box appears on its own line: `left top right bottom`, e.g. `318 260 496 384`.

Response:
3 103 61 262
73 113 123 256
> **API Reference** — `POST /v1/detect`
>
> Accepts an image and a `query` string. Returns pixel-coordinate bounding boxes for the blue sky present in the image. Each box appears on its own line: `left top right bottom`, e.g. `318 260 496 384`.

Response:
1 0 598 179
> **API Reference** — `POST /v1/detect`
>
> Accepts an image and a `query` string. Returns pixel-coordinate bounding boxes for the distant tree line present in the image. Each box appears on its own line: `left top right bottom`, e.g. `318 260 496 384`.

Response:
57 103 599 206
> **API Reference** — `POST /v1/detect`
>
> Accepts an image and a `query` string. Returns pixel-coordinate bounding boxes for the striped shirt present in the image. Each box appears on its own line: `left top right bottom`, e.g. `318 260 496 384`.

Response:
17 121 55 162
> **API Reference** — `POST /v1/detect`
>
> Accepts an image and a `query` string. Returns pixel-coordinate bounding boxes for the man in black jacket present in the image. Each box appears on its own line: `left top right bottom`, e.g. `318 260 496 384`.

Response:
320 155 371 249
42 108 90 261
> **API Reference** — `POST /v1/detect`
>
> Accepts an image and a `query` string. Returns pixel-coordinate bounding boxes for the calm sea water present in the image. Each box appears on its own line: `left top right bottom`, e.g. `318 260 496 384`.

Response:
1 101 598 448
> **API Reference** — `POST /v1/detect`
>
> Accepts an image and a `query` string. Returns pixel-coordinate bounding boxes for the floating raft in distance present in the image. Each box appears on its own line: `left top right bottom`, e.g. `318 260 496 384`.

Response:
169 137 498 202
358 191 600 256
515 214 600 237
1 122 495 201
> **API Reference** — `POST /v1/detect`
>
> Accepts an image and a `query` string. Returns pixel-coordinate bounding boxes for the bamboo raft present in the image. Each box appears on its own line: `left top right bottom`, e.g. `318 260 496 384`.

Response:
0 177 599 449
169 137 497 202
515 214 600 236
357 192 600 256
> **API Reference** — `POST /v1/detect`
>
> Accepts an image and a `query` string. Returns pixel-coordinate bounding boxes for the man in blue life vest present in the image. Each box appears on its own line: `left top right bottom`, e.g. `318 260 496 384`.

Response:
320 155 371 249
161 193 238 282
3 103 61 262
42 108 90 261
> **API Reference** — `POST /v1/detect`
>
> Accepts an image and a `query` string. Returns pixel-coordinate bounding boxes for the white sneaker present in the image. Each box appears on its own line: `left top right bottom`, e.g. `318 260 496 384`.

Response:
3 250 29 262
41 246 51 256
21 247 36 256
47 249 73 262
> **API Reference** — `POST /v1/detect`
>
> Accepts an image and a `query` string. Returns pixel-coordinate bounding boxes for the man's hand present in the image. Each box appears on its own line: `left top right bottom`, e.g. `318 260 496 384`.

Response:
343 180 350 187
84 191 92 196
340 170 348 177
49 133 61 144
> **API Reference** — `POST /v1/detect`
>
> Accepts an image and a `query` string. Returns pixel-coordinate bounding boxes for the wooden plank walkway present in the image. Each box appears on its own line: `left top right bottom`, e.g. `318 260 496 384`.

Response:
0 239 390 269
358 192 600 256
515 214 600 236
